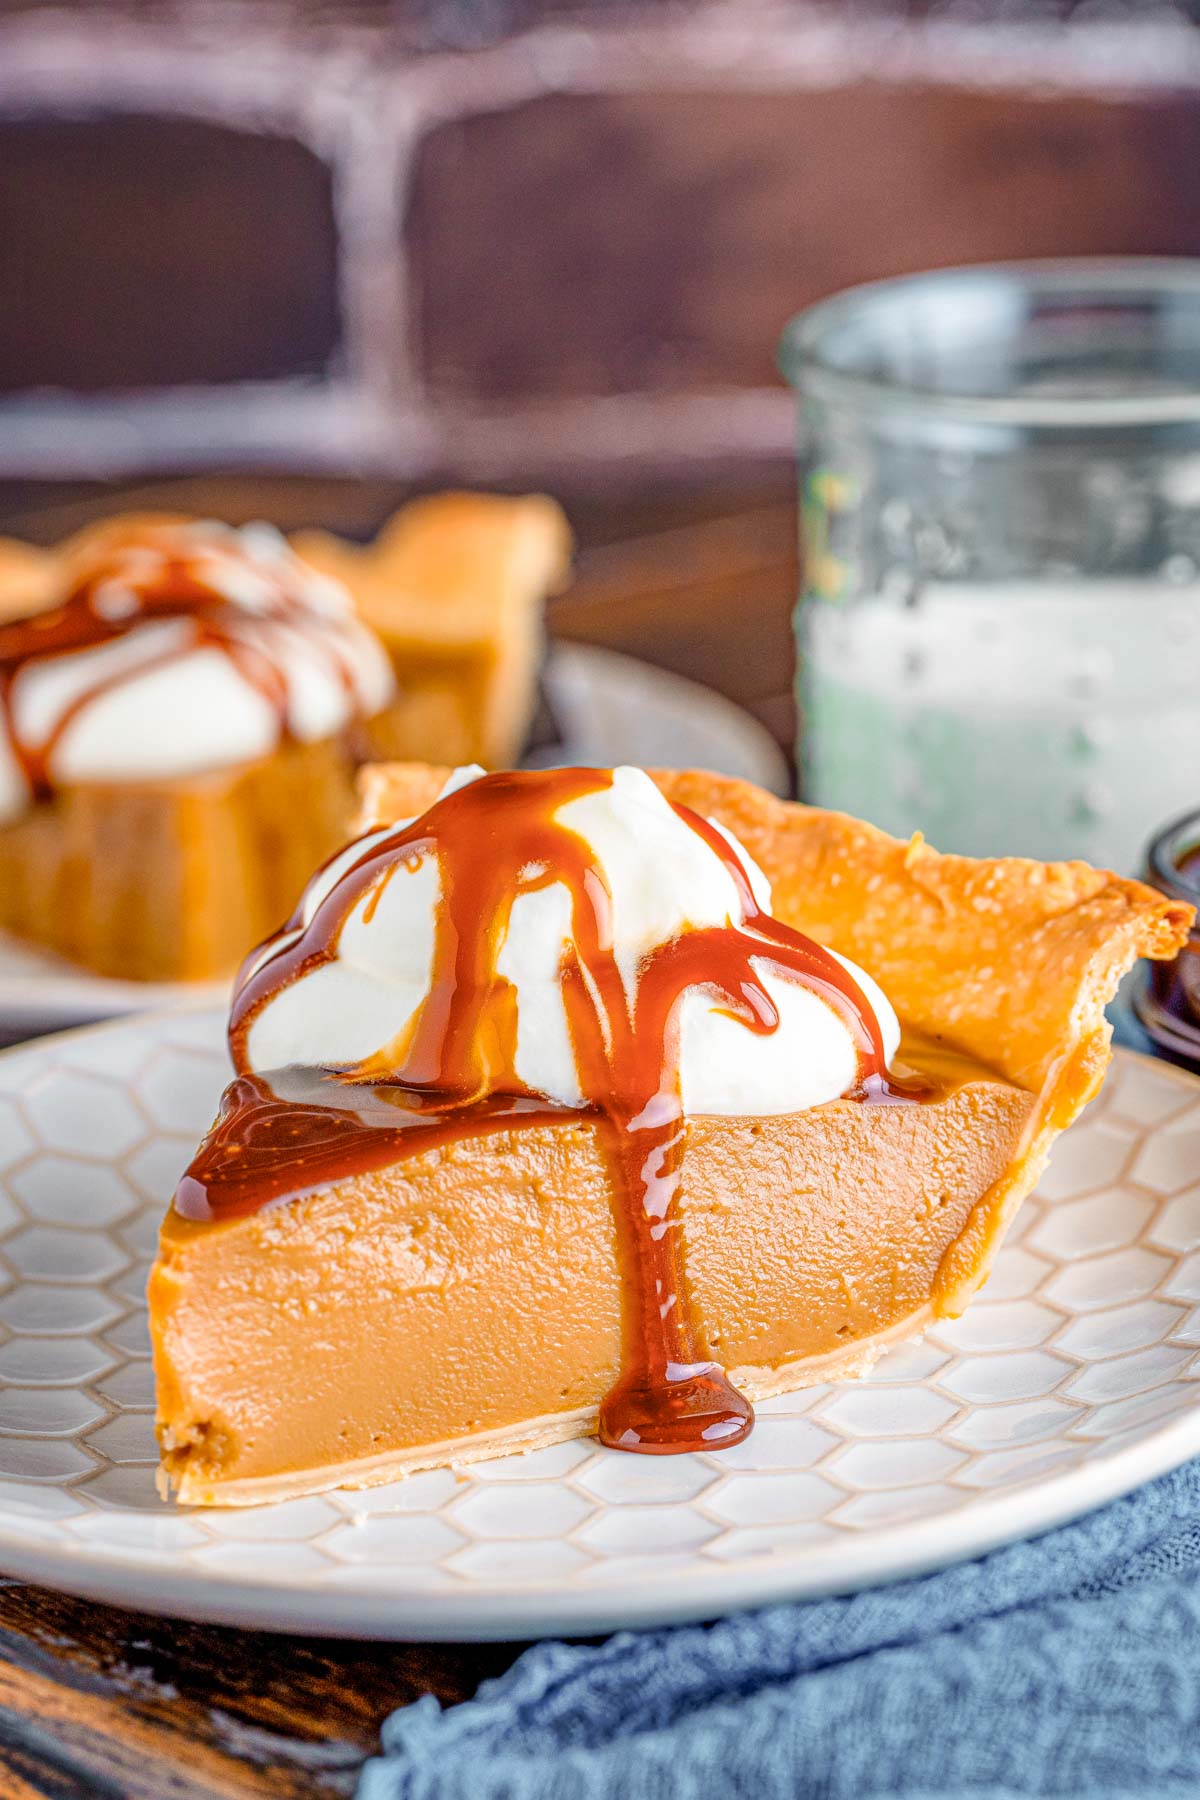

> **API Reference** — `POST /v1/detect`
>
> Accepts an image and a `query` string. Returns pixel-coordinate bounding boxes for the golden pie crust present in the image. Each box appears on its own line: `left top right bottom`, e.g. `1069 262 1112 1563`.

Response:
293 491 571 770
149 767 1192 1504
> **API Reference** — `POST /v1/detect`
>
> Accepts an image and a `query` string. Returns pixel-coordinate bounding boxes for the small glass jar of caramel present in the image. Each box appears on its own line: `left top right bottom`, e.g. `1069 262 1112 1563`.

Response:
1134 809 1200 1070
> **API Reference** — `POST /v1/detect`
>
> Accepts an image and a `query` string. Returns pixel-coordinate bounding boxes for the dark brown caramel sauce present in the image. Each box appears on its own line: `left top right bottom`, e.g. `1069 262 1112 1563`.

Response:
185 768 933 1455
0 530 360 801
173 1070 570 1225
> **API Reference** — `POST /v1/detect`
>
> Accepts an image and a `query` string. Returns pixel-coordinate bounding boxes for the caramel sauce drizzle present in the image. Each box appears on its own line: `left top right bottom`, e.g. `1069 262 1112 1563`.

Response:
0 534 362 801
172 1073 568 1227
180 768 929 1455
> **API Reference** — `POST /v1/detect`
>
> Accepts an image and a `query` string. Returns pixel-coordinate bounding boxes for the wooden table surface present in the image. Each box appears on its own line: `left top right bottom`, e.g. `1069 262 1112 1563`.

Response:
0 477 799 1797
0 1584 531 1798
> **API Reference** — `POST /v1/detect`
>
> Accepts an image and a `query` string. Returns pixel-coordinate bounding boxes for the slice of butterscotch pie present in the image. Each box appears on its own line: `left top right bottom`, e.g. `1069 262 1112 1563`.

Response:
0 517 401 982
0 494 567 983
150 765 1192 1505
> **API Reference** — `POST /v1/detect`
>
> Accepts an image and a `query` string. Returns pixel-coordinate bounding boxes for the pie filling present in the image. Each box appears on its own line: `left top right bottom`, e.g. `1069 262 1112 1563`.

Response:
154 1038 1031 1502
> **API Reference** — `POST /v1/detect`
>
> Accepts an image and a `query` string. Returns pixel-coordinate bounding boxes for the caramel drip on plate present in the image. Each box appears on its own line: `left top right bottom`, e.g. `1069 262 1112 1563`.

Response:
185 768 929 1456
0 536 362 800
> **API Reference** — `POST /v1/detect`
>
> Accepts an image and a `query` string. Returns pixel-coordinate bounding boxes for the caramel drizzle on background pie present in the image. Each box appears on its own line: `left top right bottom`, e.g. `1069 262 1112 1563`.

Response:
179 768 928 1455
0 537 362 800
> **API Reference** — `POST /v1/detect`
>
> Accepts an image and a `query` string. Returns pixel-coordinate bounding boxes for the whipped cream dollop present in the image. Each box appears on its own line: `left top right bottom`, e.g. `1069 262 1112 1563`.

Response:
0 520 395 824
239 765 901 1118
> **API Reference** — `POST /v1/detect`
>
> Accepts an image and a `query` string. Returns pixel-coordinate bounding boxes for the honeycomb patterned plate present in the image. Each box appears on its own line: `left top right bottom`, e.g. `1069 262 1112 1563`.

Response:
0 1007 1198 1641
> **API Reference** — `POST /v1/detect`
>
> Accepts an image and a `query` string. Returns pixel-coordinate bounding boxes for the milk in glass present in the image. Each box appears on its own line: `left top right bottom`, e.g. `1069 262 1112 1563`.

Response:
801 580 1200 872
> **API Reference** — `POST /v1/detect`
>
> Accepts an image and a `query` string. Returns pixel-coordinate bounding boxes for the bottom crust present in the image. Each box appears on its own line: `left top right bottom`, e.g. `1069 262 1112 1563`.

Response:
163 1308 932 1508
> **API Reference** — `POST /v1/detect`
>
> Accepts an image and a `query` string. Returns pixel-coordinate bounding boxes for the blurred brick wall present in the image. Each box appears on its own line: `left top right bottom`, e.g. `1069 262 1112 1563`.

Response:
410 85 1200 400
1 0 1199 488
0 114 339 390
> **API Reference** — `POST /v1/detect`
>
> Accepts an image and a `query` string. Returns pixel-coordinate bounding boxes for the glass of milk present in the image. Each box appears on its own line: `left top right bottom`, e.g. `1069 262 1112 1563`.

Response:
780 261 1200 872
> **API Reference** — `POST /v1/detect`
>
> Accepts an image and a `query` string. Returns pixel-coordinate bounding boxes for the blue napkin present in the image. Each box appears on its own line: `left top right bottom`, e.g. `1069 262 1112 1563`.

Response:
358 1456 1200 1800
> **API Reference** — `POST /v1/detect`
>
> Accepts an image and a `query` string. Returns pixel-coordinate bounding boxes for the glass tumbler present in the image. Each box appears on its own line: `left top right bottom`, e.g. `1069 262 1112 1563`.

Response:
780 260 1200 871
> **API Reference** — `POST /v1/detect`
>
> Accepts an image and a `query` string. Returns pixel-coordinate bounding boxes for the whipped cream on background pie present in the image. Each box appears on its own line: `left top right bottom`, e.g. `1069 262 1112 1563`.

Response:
150 764 1193 1504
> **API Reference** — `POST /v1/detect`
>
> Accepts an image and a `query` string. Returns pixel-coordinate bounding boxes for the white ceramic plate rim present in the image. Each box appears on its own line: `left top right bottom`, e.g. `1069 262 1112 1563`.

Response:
0 954 226 1033
0 1010 1195 1639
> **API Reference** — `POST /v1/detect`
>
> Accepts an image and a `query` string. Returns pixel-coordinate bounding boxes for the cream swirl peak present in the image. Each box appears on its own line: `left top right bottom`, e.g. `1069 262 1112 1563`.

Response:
233 764 901 1118
0 520 395 823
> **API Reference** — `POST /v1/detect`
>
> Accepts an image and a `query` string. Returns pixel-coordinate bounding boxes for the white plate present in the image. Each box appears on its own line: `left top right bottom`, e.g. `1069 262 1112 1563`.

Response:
0 1011 1197 1639
0 937 225 1038
0 644 788 1037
